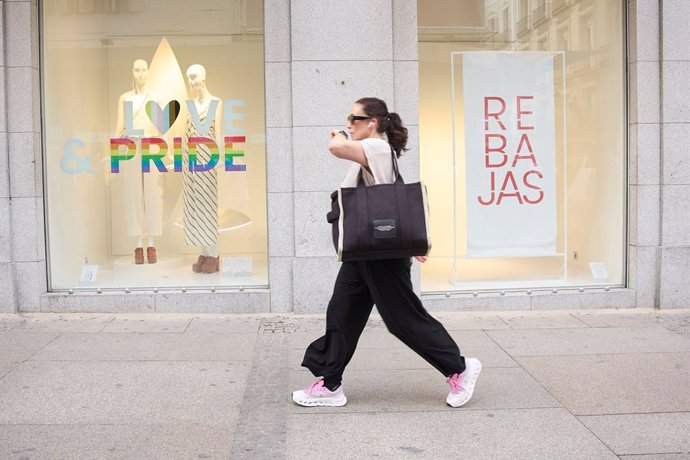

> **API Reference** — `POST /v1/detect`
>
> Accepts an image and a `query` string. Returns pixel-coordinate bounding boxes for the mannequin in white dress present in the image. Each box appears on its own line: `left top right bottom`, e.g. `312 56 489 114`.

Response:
114 59 164 264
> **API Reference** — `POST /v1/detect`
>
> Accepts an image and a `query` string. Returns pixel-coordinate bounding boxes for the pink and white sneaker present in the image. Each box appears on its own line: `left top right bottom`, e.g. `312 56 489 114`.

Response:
446 357 482 408
292 379 347 407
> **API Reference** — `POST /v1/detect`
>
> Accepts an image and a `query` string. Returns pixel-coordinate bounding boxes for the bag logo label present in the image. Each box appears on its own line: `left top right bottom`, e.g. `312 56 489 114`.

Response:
373 219 397 238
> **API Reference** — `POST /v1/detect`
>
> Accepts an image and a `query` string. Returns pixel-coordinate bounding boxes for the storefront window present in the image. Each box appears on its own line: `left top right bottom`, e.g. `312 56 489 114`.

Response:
418 0 625 292
41 0 267 290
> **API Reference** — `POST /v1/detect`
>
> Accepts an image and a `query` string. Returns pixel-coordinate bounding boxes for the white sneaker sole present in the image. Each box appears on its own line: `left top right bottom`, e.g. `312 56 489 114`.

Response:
292 391 347 407
447 358 482 408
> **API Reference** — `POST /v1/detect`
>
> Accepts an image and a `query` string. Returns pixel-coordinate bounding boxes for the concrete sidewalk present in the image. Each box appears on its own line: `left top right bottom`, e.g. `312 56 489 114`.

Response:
1 308 689 459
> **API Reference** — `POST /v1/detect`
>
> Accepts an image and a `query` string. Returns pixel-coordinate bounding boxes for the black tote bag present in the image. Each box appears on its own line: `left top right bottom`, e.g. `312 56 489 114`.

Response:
326 146 431 261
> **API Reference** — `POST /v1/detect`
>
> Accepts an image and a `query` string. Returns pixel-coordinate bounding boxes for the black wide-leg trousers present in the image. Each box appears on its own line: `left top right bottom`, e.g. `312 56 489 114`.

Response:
301 258 466 385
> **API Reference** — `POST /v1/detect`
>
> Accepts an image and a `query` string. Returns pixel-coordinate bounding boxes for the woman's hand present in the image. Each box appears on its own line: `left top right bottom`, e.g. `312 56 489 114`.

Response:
328 129 368 167
414 256 428 263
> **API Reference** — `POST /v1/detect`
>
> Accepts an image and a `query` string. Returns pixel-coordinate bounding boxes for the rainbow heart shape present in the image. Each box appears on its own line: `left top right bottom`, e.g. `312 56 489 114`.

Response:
146 100 181 134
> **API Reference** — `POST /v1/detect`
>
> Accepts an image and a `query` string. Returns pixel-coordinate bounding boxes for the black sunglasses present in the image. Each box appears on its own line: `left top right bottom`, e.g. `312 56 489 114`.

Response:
347 114 371 123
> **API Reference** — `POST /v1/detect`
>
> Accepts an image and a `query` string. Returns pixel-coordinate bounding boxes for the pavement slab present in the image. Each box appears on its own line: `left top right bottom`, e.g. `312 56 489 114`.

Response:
0 330 60 353
432 312 511 330
100 314 193 333
571 310 665 328
28 332 257 362
287 408 617 459
0 315 24 331
517 353 690 415
487 326 690 356
185 314 263 334
656 311 690 340
0 361 247 425
619 455 690 460
498 311 590 329
0 330 61 379
229 321 294 458
0 423 234 459
579 412 690 456
5 314 115 333
0 361 19 380
571 310 690 338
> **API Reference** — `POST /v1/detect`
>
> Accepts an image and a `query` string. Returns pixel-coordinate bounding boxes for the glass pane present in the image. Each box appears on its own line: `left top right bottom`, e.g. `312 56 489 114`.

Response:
418 0 625 292
42 0 267 290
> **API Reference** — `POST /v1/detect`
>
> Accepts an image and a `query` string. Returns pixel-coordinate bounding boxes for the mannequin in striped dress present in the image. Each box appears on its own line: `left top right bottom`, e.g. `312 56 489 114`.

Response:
183 64 223 273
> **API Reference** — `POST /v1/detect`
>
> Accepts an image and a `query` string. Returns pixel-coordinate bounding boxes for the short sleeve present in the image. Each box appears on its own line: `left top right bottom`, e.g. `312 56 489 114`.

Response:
339 137 395 187
359 138 395 185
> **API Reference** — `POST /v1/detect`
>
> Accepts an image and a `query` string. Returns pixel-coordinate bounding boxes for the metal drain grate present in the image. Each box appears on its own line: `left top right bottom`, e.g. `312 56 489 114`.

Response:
257 316 300 334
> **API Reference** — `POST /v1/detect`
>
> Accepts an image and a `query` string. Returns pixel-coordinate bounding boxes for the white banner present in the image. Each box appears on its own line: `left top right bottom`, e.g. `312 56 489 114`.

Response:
461 52 557 258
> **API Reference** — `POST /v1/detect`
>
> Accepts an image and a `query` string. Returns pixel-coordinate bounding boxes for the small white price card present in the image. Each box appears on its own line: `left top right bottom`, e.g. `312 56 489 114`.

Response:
80 264 99 284
221 257 252 278
589 262 609 281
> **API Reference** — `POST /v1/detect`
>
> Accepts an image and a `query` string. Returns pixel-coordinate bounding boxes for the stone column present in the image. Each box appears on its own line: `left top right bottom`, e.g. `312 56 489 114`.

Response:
659 0 690 308
0 0 16 312
289 0 419 312
627 0 662 309
1 0 44 313
265 0 296 312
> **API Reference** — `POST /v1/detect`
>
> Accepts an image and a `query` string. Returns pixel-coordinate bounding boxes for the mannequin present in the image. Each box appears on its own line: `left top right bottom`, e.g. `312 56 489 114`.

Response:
115 59 164 264
183 64 223 274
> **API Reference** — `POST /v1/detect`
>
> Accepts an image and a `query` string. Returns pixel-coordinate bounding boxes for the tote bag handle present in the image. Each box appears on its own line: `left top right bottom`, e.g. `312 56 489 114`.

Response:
357 144 403 187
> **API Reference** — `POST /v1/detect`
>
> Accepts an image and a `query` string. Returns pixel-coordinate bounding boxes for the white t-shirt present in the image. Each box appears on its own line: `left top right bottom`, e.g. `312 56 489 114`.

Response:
340 137 395 187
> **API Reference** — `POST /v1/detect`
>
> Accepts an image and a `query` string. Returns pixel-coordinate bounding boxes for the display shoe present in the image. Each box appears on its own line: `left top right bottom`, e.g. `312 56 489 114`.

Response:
146 246 157 264
134 247 144 265
201 256 220 274
192 255 207 273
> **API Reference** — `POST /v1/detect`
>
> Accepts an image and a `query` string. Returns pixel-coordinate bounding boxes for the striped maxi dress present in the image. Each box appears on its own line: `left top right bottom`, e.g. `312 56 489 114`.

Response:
182 107 219 247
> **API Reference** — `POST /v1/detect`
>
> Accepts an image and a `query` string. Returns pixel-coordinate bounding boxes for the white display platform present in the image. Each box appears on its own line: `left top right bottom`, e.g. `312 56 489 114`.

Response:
77 255 267 290
113 255 185 272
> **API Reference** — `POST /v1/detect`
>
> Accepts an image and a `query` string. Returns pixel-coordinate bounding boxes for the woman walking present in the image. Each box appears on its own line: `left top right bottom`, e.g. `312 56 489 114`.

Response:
292 97 481 408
